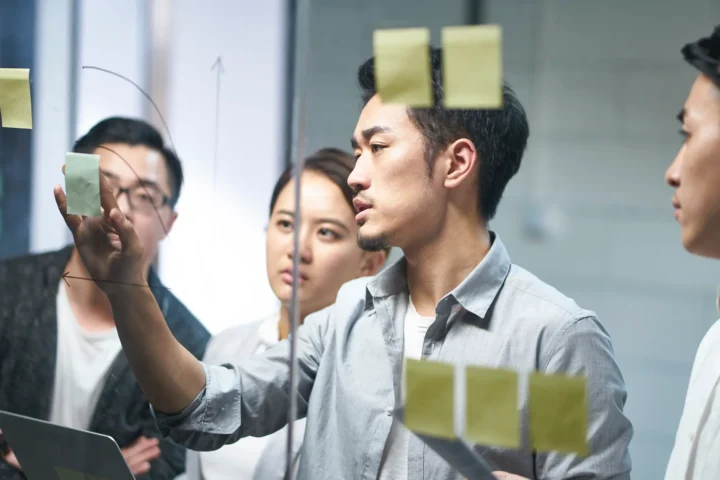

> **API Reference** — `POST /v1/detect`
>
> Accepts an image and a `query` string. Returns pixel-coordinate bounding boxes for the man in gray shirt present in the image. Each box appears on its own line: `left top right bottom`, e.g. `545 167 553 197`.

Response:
53 47 633 479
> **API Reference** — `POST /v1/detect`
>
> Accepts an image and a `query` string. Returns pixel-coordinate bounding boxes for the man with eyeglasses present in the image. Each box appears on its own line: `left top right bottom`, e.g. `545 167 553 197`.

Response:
0 117 210 480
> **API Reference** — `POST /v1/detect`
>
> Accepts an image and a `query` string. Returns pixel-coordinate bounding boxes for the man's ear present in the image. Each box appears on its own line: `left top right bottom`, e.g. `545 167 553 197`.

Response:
360 250 388 277
160 211 179 240
443 138 477 190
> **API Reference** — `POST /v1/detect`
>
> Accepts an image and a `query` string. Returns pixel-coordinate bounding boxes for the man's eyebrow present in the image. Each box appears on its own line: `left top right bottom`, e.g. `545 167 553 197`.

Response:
350 126 393 149
100 169 160 189
677 109 685 123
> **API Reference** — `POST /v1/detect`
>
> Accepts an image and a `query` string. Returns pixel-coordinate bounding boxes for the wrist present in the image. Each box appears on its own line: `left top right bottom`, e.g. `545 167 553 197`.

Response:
103 277 150 302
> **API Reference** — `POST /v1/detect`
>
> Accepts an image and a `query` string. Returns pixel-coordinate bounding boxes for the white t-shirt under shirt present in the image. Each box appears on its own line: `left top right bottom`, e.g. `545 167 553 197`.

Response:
49 281 123 430
666 318 720 479
378 297 436 480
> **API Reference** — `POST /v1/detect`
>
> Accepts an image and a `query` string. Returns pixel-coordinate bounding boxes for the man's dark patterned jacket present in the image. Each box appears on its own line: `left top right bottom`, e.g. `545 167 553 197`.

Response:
0 246 211 479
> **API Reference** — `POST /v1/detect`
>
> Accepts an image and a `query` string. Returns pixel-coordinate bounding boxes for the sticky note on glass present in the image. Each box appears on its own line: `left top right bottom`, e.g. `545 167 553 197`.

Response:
442 25 502 109
65 153 102 217
405 359 455 439
373 28 433 107
528 372 589 456
465 366 520 448
54 466 87 480
0 68 32 129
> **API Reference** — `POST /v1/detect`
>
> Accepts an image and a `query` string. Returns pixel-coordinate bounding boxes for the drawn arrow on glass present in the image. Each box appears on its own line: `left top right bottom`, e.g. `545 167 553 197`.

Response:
62 271 170 290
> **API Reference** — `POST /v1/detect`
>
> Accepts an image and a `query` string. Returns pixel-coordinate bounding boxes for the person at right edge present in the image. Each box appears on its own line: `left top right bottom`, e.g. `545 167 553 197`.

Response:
663 24 720 480
52 48 633 479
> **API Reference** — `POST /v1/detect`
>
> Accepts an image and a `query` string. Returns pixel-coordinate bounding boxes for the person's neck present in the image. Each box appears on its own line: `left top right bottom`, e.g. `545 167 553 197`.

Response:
278 305 306 341
404 213 491 317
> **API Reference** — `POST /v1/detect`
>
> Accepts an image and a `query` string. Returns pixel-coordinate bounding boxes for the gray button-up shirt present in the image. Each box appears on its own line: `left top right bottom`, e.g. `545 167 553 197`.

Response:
155 234 633 479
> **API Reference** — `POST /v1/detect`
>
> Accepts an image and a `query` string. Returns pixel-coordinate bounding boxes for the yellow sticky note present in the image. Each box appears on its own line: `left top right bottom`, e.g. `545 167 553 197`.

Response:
54 466 87 480
528 372 589 456
442 25 502 109
65 153 102 217
0 68 32 129
405 359 455 439
373 28 433 107
465 366 520 448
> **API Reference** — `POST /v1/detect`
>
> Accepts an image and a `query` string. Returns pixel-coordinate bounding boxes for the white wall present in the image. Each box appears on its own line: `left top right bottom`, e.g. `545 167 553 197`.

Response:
486 1 720 478
158 0 287 334
30 0 75 253
75 0 148 136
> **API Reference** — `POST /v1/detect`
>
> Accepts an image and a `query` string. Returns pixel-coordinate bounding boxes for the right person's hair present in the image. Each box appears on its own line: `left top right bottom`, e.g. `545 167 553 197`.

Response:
269 148 357 216
357 47 530 222
682 24 720 89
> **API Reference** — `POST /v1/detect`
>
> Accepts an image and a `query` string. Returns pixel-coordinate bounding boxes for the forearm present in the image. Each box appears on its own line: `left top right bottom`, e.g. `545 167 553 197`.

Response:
107 287 205 414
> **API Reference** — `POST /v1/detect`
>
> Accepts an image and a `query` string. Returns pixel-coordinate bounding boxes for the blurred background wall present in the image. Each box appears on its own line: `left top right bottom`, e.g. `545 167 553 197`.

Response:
1 1 719 478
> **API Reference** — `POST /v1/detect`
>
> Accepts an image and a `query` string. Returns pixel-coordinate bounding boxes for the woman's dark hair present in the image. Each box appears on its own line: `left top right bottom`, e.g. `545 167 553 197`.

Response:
269 148 356 216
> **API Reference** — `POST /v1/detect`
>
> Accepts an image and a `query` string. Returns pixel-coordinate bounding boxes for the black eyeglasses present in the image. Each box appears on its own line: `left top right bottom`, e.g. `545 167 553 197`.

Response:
112 185 171 212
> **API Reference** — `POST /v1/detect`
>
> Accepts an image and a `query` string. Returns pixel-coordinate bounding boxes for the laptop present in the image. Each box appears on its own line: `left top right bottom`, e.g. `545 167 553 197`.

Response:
0 410 135 480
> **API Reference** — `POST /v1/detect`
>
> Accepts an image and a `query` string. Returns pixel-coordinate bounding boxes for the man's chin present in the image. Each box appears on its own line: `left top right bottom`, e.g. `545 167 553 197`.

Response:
357 231 390 252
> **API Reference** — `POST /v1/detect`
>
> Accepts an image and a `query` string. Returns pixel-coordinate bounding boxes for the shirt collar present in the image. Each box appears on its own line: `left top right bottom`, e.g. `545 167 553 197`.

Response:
365 232 511 321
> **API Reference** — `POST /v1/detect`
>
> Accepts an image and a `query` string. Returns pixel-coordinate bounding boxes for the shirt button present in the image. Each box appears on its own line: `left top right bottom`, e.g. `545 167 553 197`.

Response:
385 407 393 416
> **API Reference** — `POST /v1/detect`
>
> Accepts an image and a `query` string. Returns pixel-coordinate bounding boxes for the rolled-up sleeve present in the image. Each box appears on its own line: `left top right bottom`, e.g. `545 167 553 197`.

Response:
537 316 633 480
152 306 331 451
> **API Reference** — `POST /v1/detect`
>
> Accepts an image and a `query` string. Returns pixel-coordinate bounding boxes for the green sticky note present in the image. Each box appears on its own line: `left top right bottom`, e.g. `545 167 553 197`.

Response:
54 466 87 480
442 25 502 109
465 366 520 448
0 68 32 129
373 28 433 107
65 153 102 217
405 359 455 439
528 372 589 456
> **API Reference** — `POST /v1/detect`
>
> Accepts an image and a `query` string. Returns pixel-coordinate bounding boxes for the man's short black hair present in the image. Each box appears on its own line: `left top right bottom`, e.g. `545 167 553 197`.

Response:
357 47 529 222
682 24 720 89
73 117 184 208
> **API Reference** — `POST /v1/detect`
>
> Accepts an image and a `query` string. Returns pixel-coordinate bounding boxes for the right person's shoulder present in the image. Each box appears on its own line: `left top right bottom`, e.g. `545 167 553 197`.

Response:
690 318 720 379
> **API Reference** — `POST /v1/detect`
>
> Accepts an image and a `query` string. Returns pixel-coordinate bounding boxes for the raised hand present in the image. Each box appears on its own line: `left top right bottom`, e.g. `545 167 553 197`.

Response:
54 165 146 293
121 436 161 476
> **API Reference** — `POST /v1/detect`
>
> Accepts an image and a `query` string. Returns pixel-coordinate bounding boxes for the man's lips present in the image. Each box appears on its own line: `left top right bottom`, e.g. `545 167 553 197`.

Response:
353 198 372 223
353 198 371 213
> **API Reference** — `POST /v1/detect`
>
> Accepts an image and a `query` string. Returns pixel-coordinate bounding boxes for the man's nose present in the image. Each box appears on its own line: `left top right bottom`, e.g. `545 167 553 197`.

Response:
347 158 370 192
115 191 134 218
665 147 684 188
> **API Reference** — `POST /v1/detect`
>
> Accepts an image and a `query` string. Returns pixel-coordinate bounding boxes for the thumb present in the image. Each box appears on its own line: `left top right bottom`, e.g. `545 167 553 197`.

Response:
109 208 142 255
